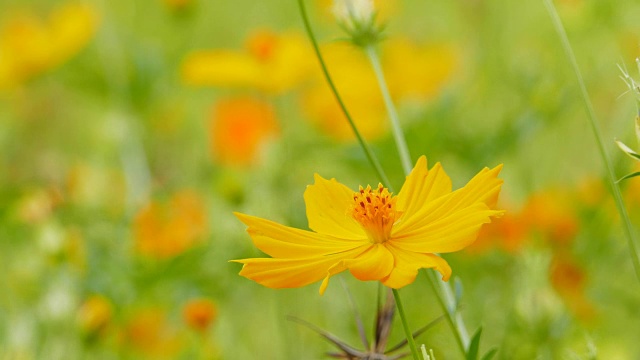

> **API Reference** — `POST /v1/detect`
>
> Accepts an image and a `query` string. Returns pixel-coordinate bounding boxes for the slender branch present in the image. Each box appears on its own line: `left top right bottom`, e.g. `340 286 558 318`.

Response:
297 0 391 187
365 45 413 174
544 0 640 284
392 289 420 360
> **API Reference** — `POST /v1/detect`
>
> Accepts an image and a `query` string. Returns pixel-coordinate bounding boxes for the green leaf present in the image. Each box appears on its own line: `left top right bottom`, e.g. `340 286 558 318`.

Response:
615 140 640 161
466 327 483 360
481 348 498 360
616 171 640 183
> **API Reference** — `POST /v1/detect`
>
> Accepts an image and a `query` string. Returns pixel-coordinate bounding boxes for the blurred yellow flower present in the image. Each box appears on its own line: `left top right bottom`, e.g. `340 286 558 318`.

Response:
182 298 217 333
0 2 98 90
233 156 503 295
301 38 457 141
77 295 112 337
209 96 279 166
382 39 458 101
181 29 313 94
133 191 207 259
301 41 386 140
15 187 62 224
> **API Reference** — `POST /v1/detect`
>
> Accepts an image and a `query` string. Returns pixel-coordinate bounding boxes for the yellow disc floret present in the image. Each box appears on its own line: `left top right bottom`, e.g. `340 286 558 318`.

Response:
351 184 398 244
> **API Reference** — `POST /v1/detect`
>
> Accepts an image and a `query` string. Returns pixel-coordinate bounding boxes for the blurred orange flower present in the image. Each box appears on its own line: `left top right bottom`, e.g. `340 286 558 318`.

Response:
0 2 99 90
234 156 503 295
123 308 183 358
77 295 112 337
549 255 595 321
183 298 217 333
181 29 313 94
522 190 579 247
209 97 279 166
134 190 207 259
469 211 528 254
162 0 194 11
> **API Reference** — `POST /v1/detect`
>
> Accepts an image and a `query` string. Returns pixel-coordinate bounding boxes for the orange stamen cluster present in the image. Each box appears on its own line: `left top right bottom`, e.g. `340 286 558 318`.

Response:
352 184 398 244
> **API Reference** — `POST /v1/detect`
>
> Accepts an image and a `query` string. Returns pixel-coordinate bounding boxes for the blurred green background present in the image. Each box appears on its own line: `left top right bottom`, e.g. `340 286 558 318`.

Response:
2 0 640 358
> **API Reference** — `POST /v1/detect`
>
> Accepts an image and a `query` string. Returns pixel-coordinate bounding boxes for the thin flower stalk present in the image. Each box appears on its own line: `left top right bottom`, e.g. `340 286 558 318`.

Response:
363 30 472 360
295 2 501 358
297 0 391 187
543 0 640 284
365 45 413 175
392 289 420 360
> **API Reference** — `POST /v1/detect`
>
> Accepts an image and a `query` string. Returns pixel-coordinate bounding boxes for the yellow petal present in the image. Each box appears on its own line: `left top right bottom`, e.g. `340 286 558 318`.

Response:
235 212 365 258
342 244 394 281
396 156 452 218
395 164 503 234
232 245 370 294
381 244 452 288
320 244 393 294
303 174 364 240
180 50 263 88
391 203 503 253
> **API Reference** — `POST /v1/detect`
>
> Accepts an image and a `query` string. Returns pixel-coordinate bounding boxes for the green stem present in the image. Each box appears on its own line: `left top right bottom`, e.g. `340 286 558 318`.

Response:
392 289 420 360
425 270 467 356
297 0 472 355
366 38 471 359
297 0 391 187
365 45 413 175
544 0 640 284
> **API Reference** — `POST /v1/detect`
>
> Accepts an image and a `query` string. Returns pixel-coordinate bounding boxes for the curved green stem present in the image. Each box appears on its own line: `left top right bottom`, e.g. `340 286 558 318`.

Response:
297 0 391 187
365 45 413 175
392 289 420 360
297 0 472 356
544 0 640 284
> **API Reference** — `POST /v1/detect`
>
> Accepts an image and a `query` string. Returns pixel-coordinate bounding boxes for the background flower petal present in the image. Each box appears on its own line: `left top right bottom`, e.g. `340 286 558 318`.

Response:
180 50 263 88
304 174 364 239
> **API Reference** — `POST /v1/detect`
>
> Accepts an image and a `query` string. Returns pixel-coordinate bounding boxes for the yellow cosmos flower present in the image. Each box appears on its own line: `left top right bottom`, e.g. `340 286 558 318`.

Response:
0 3 98 90
233 156 504 294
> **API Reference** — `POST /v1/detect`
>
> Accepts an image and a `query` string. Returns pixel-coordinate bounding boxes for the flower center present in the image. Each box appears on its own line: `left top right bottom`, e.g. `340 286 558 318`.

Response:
351 184 398 244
